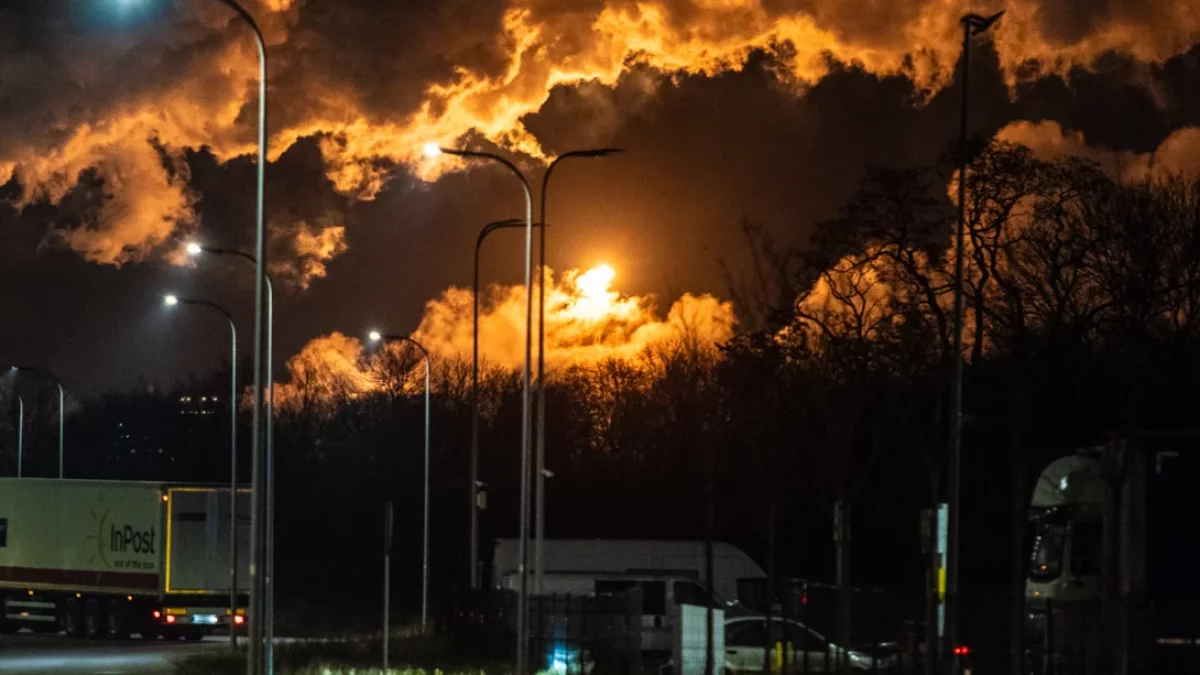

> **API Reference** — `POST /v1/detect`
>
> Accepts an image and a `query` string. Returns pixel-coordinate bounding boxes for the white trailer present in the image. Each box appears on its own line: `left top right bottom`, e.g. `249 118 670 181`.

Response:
0 478 250 639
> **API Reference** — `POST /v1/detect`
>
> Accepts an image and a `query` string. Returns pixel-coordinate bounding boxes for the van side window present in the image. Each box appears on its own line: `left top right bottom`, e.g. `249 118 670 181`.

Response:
674 580 713 608
642 580 666 615
727 620 766 647
1071 521 1102 576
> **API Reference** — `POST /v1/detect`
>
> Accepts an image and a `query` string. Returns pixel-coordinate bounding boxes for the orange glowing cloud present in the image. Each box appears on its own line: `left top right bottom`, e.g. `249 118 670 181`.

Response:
269 219 348 290
273 264 737 407
996 120 1200 181
412 264 736 369
4 0 1198 270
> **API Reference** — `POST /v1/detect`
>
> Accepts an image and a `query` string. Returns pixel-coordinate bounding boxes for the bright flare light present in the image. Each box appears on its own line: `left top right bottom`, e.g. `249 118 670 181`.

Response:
572 264 617 320
423 143 442 158
577 264 615 298
368 330 383 342
185 242 202 256
164 294 179 306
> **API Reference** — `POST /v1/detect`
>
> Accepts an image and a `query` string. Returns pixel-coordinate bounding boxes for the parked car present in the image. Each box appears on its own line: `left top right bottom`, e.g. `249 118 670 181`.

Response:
724 615 897 673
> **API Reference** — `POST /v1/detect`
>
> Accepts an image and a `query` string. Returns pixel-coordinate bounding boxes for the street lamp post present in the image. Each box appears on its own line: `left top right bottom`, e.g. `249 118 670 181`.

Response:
8 367 65 479
534 148 621 594
426 143 534 675
15 395 23 478
187 243 276 657
163 293 240 649
111 1 268 667
470 218 524 589
947 11 1003 674
368 331 432 631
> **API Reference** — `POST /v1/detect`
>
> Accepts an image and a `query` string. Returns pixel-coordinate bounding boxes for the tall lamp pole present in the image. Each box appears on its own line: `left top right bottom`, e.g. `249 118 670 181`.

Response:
110 2 268 667
426 143 534 675
947 11 1003 673
186 243 275 654
534 148 622 593
368 331 432 631
470 218 524 589
8 367 65 478
163 293 240 647
15 395 24 478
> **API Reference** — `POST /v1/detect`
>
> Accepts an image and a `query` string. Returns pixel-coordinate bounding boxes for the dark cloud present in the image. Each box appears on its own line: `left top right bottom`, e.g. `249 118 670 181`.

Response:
1 1 1198 393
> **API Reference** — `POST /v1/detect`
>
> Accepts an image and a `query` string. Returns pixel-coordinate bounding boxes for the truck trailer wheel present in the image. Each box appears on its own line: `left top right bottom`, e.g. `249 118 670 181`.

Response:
84 598 104 639
0 605 14 634
106 599 129 639
63 598 84 638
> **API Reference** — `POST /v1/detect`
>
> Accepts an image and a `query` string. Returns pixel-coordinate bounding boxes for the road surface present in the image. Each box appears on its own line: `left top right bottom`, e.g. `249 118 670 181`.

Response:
0 631 224 674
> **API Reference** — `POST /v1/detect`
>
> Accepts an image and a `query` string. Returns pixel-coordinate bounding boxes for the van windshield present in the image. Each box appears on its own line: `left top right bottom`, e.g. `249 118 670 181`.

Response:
1029 523 1066 581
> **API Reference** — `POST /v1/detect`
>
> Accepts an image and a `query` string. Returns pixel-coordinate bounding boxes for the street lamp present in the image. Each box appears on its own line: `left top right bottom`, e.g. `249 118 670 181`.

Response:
7 367 65 478
946 10 1003 673
163 292 241 649
15 395 24 478
427 143 534 675
367 331 432 632
189 4 268 667
469 217 523 589
534 148 622 594
187 242 277 657
112 0 269 665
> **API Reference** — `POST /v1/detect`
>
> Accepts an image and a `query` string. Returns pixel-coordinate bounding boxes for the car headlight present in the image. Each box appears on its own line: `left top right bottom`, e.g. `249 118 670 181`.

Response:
848 651 873 667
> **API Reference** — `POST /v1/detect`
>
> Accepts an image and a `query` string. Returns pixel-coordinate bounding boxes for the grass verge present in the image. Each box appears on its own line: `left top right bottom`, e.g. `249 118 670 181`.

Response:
175 633 508 675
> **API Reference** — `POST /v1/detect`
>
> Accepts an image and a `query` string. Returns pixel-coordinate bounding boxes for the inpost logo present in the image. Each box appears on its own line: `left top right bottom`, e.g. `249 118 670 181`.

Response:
109 524 156 555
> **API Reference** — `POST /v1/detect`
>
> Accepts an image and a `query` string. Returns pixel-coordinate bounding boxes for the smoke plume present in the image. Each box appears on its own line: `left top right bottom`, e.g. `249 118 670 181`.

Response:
272 265 736 408
996 120 1200 180
3 0 1196 271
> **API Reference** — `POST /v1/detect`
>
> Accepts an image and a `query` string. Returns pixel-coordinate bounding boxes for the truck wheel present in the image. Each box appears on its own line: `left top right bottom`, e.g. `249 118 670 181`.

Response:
64 598 85 638
184 628 206 642
0 600 14 634
106 599 129 639
84 598 104 639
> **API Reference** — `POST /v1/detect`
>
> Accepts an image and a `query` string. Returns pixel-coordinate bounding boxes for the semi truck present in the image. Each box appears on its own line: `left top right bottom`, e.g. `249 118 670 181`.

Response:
0 478 250 639
1025 439 1200 673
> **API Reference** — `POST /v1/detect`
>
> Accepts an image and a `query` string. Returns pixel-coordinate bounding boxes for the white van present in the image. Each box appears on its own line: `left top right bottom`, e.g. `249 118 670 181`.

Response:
491 539 765 662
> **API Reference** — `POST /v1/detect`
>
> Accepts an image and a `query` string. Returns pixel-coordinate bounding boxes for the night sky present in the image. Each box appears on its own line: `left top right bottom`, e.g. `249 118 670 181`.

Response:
1 0 1198 397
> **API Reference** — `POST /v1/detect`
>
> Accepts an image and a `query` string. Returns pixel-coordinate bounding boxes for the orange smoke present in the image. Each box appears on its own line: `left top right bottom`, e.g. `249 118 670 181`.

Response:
413 264 736 368
274 0 1200 197
272 332 373 415
269 219 348 290
273 264 736 408
995 120 1200 181
5 0 1199 268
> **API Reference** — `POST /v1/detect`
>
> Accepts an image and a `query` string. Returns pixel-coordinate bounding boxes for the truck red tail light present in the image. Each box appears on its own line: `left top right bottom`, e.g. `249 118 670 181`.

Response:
953 645 971 656
153 610 162 619
166 615 176 624
233 615 245 626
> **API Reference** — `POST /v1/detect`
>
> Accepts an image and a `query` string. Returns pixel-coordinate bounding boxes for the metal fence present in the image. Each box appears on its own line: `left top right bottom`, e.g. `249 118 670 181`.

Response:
528 590 643 674
1023 599 1200 675
447 589 644 674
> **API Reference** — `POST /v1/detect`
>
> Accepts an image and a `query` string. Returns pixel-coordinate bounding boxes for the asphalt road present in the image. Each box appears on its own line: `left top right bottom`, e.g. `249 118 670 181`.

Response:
0 631 225 674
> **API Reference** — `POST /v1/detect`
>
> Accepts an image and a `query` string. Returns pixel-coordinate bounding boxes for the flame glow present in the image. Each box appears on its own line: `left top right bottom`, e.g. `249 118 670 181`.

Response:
273 264 736 410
